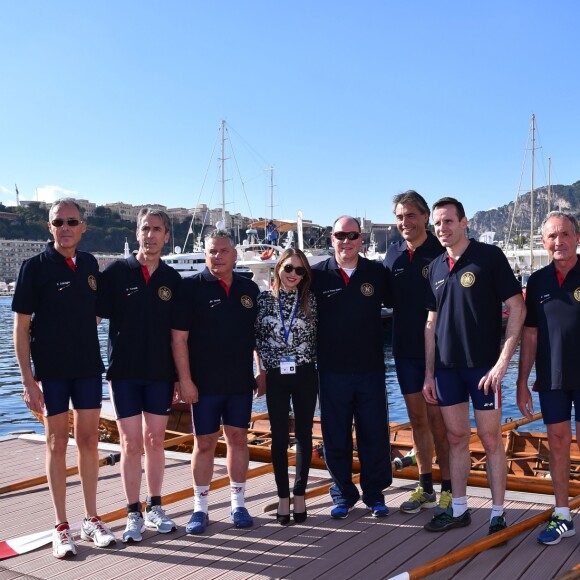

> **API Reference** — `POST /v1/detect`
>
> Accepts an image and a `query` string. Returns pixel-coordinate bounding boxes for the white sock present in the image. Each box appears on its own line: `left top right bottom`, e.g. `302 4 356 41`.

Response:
554 506 571 520
193 485 210 514
490 504 505 521
230 481 246 510
452 496 468 517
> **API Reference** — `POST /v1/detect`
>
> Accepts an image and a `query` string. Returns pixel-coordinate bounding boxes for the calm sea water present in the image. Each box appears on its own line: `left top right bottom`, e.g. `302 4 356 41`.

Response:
0 296 543 437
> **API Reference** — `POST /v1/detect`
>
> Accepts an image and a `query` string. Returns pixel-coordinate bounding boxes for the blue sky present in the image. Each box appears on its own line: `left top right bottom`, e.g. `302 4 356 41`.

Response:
1 1 579 227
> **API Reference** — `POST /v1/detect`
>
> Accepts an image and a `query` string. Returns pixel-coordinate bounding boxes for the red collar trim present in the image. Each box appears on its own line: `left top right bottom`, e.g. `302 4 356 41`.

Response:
218 278 231 296
141 264 150 285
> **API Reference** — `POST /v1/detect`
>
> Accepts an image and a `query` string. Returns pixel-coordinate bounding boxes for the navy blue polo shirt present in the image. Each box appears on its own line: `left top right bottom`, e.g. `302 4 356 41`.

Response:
96 255 182 381
426 240 521 369
384 232 444 359
311 256 388 373
12 242 104 380
524 259 580 391
171 268 260 395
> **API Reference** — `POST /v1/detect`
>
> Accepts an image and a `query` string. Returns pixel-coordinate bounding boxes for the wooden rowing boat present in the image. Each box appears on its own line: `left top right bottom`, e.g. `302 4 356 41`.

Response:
78 403 580 492
33 403 580 497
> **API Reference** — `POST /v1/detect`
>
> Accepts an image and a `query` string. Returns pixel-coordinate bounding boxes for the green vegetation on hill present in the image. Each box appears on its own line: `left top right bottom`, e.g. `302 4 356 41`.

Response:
0 202 198 254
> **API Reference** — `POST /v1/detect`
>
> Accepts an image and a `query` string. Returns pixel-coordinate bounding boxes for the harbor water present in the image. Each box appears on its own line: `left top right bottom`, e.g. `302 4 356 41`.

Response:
0 296 543 437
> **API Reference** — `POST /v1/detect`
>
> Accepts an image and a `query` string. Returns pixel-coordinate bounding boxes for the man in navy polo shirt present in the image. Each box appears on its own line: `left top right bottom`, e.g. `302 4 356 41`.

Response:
422 197 525 537
12 198 115 559
311 215 391 519
97 208 181 543
171 230 263 534
517 211 580 546
383 191 451 515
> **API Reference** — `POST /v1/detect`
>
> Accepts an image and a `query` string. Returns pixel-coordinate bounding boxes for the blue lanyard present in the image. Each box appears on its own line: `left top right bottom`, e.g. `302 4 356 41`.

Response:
278 294 300 347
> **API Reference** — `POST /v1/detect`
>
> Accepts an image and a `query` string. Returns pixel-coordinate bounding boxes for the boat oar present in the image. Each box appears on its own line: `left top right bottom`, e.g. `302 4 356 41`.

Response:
0 452 121 496
97 459 277 524
0 432 192 496
556 564 580 580
0 523 81 561
0 459 275 560
388 494 580 580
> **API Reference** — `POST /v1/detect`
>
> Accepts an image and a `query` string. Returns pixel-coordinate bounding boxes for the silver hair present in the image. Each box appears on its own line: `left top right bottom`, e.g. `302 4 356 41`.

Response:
541 211 579 236
137 207 171 232
205 229 235 248
49 198 84 220
392 190 430 216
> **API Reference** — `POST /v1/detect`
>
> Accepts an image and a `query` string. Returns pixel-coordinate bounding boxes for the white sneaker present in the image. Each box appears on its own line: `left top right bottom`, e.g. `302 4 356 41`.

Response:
144 505 177 533
52 524 77 559
80 516 116 547
122 511 145 543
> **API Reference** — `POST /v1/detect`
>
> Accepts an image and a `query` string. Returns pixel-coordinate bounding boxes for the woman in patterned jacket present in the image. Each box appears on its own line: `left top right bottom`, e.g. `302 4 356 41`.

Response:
255 248 318 525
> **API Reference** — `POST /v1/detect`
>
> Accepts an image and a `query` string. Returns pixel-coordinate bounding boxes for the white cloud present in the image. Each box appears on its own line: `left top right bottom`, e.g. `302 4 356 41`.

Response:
0 185 16 206
34 185 80 203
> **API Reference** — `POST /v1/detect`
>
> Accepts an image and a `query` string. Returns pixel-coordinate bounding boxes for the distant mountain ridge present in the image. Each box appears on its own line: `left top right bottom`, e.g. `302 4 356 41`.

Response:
468 180 580 244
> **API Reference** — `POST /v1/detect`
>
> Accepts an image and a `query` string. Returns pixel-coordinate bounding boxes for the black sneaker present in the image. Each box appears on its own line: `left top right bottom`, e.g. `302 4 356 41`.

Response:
488 512 508 546
424 506 471 532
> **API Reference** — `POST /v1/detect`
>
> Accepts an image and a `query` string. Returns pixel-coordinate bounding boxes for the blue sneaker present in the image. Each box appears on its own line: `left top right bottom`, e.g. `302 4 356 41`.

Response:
185 511 209 534
330 505 350 519
538 513 576 545
369 502 389 518
231 507 253 529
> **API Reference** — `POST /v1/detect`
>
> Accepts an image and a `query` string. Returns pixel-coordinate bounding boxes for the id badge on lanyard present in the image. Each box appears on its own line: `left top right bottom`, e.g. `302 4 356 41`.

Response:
279 294 299 375
280 355 297 375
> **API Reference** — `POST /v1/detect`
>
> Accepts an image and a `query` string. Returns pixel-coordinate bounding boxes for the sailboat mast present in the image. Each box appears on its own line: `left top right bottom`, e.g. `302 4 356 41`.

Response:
269 166 275 221
548 157 552 213
220 119 226 225
530 113 535 270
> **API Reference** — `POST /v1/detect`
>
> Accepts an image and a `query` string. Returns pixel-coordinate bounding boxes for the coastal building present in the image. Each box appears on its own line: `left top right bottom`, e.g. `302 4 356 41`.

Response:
0 238 47 283
104 202 141 221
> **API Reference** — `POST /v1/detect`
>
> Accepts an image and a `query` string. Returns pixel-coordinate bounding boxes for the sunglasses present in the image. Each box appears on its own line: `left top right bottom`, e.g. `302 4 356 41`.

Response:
282 263 307 276
333 231 361 241
50 218 84 227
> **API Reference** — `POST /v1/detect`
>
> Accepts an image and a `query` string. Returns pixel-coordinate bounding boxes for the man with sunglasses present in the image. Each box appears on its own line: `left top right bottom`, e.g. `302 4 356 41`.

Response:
311 216 391 519
12 198 115 559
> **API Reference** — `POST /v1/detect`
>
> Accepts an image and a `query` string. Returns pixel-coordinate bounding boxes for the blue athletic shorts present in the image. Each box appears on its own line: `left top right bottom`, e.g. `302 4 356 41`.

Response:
395 358 425 395
192 392 253 436
435 367 501 410
109 379 174 419
40 377 102 417
538 390 580 424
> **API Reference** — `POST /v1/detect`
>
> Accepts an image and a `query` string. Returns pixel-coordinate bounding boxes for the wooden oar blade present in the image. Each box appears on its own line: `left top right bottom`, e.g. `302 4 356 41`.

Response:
0 523 80 561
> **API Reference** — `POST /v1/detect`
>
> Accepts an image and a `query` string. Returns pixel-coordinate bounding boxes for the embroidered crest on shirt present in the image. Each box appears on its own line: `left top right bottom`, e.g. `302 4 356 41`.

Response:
460 272 475 288
158 286 172 301
360 283 374 297
88 275 97 291
422 265 429 279
241 295 253 308
574 287 580 302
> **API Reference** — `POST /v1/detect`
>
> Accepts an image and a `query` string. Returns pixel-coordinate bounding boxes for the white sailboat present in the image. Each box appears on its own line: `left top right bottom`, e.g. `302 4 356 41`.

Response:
503 114 553 278
162 120 328 288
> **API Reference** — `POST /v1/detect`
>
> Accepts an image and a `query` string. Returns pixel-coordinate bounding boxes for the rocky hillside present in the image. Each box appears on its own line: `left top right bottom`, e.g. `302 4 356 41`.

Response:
468 181 580 244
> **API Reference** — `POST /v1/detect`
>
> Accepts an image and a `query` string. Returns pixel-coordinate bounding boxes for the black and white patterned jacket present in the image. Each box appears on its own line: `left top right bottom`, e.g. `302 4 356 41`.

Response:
255 289 317 371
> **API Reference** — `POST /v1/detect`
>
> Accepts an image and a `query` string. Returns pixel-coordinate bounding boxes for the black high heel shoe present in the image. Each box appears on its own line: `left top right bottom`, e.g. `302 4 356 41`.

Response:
293 495 307 523
277 497 291 525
